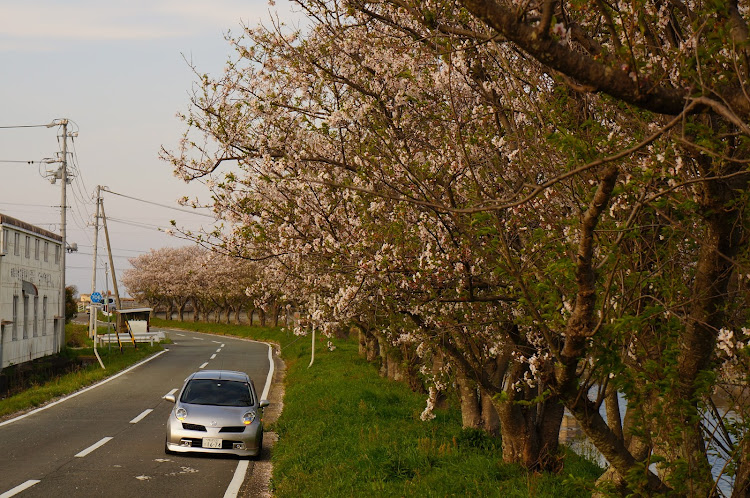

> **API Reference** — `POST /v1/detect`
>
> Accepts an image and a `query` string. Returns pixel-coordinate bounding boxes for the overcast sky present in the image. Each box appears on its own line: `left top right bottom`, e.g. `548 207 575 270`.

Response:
0 0 301 296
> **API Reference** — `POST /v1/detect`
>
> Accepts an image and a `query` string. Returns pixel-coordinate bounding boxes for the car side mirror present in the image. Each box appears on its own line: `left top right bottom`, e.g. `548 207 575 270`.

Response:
259 399 270 409
164 394 176 403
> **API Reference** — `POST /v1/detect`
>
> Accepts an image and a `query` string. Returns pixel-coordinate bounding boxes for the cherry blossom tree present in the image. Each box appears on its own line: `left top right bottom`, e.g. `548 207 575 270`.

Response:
162 0 750 494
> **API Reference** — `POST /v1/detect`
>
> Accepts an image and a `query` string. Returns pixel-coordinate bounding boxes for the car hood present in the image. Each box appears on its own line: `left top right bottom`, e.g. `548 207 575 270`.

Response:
177 403 255 426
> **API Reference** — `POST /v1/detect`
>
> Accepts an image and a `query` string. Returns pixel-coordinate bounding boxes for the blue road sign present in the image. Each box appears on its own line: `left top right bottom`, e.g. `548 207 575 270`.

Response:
90 292 103 303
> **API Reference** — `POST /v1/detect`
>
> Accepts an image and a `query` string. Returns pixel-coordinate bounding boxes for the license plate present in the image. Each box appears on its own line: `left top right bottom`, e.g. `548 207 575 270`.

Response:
203 438 222 449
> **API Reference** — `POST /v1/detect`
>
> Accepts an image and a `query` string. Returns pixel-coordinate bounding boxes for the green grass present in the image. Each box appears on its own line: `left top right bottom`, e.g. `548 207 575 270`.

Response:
152 318 603 497
0 322 164 419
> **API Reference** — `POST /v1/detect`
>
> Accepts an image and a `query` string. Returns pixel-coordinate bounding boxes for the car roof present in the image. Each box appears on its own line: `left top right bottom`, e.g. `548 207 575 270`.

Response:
187 370 250 382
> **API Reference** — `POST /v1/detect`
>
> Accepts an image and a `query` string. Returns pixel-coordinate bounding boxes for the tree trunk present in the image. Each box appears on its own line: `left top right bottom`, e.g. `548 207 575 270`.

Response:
494 387 565 471
259 308 266 327
248 308 254 326
358 328 367 357
377 335 389 378
480 387 500 436
365 329 379 363
272 302 280 327
177 303 185 322
732 434 750 498
456 368 482 429
234 305 241 325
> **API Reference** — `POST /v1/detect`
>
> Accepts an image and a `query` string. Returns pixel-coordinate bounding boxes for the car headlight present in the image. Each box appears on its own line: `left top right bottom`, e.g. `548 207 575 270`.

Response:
242 411 256 425
175 407 187 421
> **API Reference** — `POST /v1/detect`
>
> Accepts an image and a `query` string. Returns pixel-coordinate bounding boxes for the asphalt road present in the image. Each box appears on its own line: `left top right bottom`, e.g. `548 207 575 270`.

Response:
0 329 272 498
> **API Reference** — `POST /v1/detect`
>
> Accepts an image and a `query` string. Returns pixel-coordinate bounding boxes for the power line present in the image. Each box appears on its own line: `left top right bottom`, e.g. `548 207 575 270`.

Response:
102 188 216 219
76 244 148 254
0 123 54 129
0 202 55 207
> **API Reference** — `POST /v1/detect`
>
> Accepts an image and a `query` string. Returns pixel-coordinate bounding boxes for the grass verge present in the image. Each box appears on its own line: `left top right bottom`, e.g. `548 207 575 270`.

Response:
0 322 163 420
152 318 603 497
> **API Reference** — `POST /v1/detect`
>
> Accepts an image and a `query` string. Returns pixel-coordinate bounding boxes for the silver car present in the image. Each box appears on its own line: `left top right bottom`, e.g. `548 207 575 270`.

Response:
164 370 270 457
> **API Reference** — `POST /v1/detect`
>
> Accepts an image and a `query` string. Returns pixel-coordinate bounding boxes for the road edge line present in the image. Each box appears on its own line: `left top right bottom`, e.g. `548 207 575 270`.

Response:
223 460 249 498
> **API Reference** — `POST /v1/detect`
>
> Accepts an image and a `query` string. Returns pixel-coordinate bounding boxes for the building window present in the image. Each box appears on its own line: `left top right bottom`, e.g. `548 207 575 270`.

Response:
33 296 39 337
12 295 18 340
42 296 48 336
23 295 29 339
14 233 20 256
55 245 60 265
2 229 7 253
25 235 30 258
44 241 49 262
34 239 40 260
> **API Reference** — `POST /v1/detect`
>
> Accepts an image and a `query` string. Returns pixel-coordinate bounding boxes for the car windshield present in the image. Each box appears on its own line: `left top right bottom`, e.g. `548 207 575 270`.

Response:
180 379 254 407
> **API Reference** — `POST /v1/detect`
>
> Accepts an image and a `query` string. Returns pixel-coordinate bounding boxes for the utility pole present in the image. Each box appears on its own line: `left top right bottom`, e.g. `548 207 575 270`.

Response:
89 186 104 368
89 185 101 338
58 119 69 353
99 199 124 335
105 262 111 353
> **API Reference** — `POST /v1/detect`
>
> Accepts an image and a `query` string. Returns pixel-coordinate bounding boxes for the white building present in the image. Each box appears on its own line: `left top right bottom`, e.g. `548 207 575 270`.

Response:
0 214 64 369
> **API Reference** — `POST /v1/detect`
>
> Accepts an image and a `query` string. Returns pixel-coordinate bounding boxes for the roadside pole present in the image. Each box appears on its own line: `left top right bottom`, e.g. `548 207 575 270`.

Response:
105 263 111 353
308 323 315 368
58 119 68 354
88 186 104 369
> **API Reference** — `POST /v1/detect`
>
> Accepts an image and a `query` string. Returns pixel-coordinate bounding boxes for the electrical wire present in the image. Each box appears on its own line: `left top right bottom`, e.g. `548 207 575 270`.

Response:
0 123 55 129
0 202 55 207
102 188 216 218
76 243 148 254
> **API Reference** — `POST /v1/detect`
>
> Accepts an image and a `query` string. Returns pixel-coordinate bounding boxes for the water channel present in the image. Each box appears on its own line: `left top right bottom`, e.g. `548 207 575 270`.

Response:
558 389 746 496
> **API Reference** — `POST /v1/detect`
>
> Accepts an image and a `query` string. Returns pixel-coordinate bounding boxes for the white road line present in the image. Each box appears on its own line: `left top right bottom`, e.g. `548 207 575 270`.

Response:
223 460 249 498
199 362 209 369
220 344 225 348
176 333 185 337
212 340 221 344
210 354 216 360
165 388 178 397
0 351 168 428
129 409 153 424
216 348 221 353
195 338 204 341
75 437 113 458
261 343 274 400
0 480 41 498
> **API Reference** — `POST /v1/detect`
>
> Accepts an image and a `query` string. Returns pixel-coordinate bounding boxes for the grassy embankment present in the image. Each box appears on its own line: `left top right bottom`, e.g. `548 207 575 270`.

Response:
152 318 602 497
0 322 163 419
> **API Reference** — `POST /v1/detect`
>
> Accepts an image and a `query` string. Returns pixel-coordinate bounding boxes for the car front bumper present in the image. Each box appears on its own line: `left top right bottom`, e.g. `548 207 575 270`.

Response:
166 420 263 457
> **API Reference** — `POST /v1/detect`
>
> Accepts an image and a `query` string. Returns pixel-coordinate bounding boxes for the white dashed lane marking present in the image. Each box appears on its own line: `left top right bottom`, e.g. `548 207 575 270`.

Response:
129 409 153 424
199 362 209 369
75 437 113 458
210 354 216 360
0 480 41 498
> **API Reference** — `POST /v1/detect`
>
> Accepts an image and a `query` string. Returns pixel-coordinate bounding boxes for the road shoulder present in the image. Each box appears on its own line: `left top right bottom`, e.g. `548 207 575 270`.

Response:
240 343 285 497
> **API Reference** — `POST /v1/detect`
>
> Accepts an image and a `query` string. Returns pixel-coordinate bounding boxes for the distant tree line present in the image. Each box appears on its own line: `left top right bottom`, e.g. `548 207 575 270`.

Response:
122 246 285 327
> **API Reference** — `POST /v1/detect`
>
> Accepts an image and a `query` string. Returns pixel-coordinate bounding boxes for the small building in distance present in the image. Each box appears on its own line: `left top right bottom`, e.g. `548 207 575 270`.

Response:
0 213 64 369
